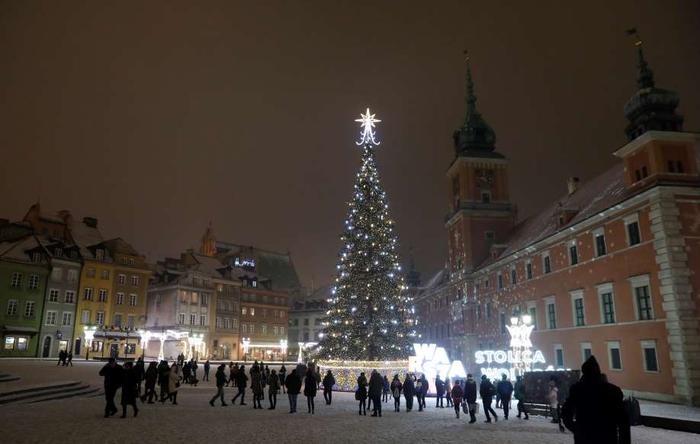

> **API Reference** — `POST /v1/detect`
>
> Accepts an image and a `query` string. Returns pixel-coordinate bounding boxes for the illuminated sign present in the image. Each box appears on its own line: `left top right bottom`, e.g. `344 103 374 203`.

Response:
234 258 256 268
409 343 467 393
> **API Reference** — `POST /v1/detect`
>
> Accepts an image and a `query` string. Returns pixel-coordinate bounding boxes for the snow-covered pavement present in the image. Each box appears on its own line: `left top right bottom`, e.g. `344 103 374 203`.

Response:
1 360 698 444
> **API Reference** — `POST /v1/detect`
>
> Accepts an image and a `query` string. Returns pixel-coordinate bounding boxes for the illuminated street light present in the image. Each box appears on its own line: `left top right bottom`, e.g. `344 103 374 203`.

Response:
83 325 97 360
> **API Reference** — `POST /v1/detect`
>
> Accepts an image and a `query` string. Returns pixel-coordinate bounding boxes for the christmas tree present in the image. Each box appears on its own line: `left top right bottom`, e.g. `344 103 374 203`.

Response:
318 108 416 361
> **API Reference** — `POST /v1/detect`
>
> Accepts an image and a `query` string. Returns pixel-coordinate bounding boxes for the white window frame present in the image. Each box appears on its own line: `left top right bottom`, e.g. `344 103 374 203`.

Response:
129 294 137 306
7 299 18 316
593 227 607 257
542 251 552 274
116 292 124 305
98 288 108 302
607 340 623 371
525 260 533 280
118 274 126 285
45 310 57 326
62 311 72 326
544 296 556 330
497 273 504 289
131 275 140 287
629 274 655 321
641 340 659 373
200 315 207 326
596 282 616 324
554 344 564 368
24 301 36 318
178 313 185 325
580 341 592 363
67 269 78 283
526 301 537 330
48 288 60 303
568 240 579 265
10 272 22 288
96 311 105 325
190 313 196 325
127 315 135 329
51 267 63 281
64 290 75 304
81 310 90 324
624 214 642 247
28 274 40 289
569 289 585 327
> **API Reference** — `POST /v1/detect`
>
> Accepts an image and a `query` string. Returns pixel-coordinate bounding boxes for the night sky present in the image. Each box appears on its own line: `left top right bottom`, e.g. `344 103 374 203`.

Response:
1 1 699 288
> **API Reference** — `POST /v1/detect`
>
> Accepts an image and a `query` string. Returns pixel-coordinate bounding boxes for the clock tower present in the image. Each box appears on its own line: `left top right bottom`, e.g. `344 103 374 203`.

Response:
446 56 514 274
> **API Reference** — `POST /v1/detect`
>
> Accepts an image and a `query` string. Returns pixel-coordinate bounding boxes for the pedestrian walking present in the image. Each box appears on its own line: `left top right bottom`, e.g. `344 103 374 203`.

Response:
142 361 158 403
548 376 560 424
304 369 317 414
403 374 415 412
268 369 280 410
98 357 123 418
451 380 463 418
209 364 228 406
279 365 287 394
250 365 263 409
514 375 529 420
445 377 453 408
356 372 368 416
285 369 302 413
158 360 170 402
57 349 65 366
369 369 383 417
382 375 390 403
232 364 248 405
203 360 210 381
497 374 514 419
322 370 335 405
120 361 139 418
562 355 631 444
167 363 180 405
435 374 445 408
390 374 402 412
418 374 428 411
480 375 498 423
464 374 478 424
134 357 145 398
66 351 73 366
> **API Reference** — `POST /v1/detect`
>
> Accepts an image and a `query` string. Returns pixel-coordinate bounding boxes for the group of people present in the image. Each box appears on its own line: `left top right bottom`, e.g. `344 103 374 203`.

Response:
56 349 73 367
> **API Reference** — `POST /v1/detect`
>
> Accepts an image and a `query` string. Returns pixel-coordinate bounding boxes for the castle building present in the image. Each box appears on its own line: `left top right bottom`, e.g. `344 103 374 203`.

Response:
416 46 700 405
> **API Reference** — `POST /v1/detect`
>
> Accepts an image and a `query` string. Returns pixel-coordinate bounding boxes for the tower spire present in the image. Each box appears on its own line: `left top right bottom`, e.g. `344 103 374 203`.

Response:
465 50 477 121
627 28 655 89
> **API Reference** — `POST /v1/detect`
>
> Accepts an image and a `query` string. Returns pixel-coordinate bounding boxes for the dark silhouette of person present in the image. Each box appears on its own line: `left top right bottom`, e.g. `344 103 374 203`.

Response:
562 356 631 444
99 358 124 418
121 361 139 417
479 375 498 423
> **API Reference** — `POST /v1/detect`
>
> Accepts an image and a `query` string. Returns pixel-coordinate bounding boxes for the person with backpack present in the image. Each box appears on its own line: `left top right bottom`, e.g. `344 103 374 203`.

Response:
451 380 464 419
322 370 335 405
464 374 478 424
209 364 228 406
496 373 514 419
390 374 402 412
480 375 498 423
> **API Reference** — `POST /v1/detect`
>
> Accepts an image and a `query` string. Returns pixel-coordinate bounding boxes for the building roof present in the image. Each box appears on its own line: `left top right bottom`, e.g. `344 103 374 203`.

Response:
216 242 301 292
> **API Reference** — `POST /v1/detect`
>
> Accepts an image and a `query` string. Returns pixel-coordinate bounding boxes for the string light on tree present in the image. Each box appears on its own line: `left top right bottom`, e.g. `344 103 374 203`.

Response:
317 108 416 361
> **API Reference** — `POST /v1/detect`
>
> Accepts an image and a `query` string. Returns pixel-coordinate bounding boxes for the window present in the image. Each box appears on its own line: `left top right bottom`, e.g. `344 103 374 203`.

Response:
641 340 659 372
485 231 495 241
486 302 492 319
127 315 135 329
24 301 36 318
593 228 607 257
100 269 109 280
242 323 247 334
625 215 641 246
607 341 622 370
128 258 135 266
178 313 185 324
280 326 284 335
131 275 140 286
98 288 108 302
31 252 41 263
201 294 209 306
580 342 592 363
62 312 72 326
113 313 122 327
249 324 254 334
554 345 564 367
51 267 63 281
64 291 75 304
84 288 93 301
96 311 105 325
49 289 60 302
543 253 552 274
116 293 124 305
527 304 537 330
261 324 267 334
273 326 278 335
216 317 223 328
28 274 39 289
86 267 96 278
190 314 196 325
571 291 585 327
303 318 309 326
569 242 578 265
242 307 247 316
54 247 63 257
599 289 615 324
81 310 90 324
250 308 255 316
191 292 199 304
510 268 517 285
4 336 15 350
10 272 22 288
497 274 504 289
545 298 557 329
476 304 481 320
129 294 137 306
630 275 654 320
526 262 532 280
67 270 78 282
481 191 491 203
200 315 207 326
46 310 57 325
95 249 104 261
118 274 126 285
6 299 18 316
500 313 507 334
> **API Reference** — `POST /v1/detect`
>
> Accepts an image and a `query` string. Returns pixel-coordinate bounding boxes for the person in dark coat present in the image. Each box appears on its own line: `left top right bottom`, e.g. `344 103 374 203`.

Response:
322 370 336 405
250 365 263 409
480 375 498 423
134 357 145 397
279 365 287 394
142 361 158 403
403 374 415 412
157 360 170 402
231 365 248 405
382 375 390 403
285 369 302 413
390 374 402 412
464 374 478 424
268 369 280 410
99 357 124 418
562 356 631 444
57 349 66 366
496 373 514 419
418 374 428 411
203 360 210 381
356 372 368 415
66 351 73 366
120 361 139 417
304 369 318 414
514 375 529 419
368 370 383 417
435 374 445 408
209 364 228 406
451 380 464 418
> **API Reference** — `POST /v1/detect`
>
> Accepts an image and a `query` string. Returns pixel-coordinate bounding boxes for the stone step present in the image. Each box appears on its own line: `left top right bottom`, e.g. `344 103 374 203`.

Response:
26 386 101 404
0 381 82 404
0 375 20 383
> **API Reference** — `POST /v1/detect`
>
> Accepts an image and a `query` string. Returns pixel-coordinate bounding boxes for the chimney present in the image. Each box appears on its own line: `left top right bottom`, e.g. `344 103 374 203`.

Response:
82 216 98 228
567 177 580 195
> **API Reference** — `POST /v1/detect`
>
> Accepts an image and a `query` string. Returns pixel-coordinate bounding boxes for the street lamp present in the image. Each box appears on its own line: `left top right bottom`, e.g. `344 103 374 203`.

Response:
138 329 151 359
242 337 250 362
83 325 97 360
279 339 288 362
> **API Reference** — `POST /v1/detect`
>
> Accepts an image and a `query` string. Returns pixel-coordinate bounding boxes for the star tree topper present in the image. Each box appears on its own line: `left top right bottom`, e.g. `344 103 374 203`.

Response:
355 107 381 146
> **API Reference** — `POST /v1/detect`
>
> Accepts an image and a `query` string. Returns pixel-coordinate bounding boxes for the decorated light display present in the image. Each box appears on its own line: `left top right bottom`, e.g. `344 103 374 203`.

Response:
316 108 416 361
409 343 467 394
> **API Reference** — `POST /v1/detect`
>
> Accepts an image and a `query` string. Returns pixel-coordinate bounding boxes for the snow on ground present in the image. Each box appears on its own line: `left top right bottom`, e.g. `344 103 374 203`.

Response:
1 360 699 444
